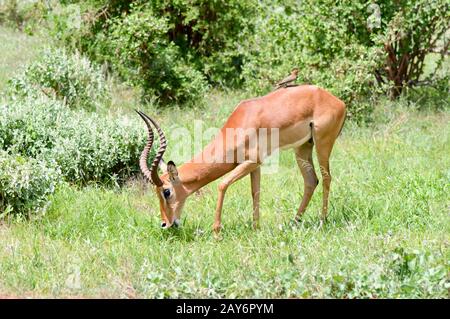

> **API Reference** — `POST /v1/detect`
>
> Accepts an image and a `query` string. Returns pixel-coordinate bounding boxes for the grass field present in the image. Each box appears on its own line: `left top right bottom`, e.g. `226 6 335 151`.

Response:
0 100 449 298
0 27 449 298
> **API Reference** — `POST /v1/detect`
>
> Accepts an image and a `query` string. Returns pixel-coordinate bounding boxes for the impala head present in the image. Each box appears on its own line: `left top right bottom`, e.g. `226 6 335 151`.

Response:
136 110 187 229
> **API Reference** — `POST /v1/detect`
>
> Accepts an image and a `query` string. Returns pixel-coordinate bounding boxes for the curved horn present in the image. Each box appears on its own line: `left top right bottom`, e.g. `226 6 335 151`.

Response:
136 110 155 184
137 111 167 187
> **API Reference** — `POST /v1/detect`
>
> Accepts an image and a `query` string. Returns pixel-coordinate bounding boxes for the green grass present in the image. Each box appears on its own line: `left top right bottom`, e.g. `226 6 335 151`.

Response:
0 26 448 298
0 101 448 298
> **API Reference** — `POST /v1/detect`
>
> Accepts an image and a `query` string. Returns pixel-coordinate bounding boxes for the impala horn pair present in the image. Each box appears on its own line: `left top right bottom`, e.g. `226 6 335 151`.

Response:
135 110 167 187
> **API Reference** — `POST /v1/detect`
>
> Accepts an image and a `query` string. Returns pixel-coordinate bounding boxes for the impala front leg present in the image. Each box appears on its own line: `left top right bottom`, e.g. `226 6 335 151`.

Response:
250 166 261 229
214 161 260 234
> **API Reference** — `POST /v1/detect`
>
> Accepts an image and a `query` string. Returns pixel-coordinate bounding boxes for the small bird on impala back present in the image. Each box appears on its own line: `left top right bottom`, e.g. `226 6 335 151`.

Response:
275 68 299 89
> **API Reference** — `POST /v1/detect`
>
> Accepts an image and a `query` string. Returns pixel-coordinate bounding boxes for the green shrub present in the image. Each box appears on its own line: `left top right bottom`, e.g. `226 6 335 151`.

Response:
46 0 256 104
239 1 382 119
0 150 61 216
42 0 448 116
369 0 449 99
0 97 148 183
105 5 209 104
240 0 449 119
8 47 111 111
288 0 449 100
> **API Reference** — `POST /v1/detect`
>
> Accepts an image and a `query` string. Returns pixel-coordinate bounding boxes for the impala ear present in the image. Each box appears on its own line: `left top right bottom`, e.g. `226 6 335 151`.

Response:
167 160 180 183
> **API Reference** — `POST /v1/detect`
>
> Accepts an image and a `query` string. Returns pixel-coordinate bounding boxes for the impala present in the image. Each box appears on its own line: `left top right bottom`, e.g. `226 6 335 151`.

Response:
136 85 346 233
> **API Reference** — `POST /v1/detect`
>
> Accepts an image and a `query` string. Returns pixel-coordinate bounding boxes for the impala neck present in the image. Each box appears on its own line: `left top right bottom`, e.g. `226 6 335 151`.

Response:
167 130 237 196
177 161 236 196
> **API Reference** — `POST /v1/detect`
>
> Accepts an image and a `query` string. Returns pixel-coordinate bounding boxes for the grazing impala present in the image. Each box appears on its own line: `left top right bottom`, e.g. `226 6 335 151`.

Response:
137 85 346 233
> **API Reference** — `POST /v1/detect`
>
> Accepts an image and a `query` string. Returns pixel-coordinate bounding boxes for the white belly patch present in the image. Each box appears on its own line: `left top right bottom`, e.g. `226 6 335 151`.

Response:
279 132 312 150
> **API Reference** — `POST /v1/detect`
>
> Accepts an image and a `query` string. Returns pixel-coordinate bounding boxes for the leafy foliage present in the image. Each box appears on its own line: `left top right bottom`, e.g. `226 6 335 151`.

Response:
0 97 148 183
377 1 448 96
8 47 111 111
321 248 448 298
0 150 61 216
241 0 448 117
104 4 209 104
3 1 449 111
48 0 256 104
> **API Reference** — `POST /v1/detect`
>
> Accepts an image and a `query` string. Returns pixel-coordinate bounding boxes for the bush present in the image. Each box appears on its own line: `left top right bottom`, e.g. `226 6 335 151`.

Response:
370 0 449 98
41 0 448 115
0 97 148 183
105 5 209 104
8 48 111 111
46 0 256 104
239 1 382 119
0 150 61 216
240 0 448 118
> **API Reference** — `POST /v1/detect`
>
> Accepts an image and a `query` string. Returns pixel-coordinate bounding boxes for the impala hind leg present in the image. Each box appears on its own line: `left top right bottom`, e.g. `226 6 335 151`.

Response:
294 141 318 222
214 161 260 234
315 138 335 225
312 104 345 226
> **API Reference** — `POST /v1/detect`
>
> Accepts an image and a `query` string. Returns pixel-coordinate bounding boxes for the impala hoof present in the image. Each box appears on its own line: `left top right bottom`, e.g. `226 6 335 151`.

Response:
213 223 222 234
213 229 223 241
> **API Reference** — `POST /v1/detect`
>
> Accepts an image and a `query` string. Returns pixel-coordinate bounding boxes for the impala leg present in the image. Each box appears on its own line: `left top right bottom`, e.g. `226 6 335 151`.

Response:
294 141 318 221
214 161 260 234
250 166 261 229
315 140 334 225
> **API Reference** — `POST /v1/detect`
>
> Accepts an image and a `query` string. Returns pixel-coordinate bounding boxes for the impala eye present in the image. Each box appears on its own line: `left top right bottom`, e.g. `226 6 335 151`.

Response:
163 189 171 199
